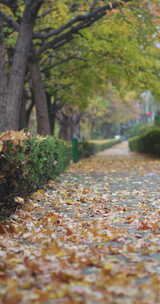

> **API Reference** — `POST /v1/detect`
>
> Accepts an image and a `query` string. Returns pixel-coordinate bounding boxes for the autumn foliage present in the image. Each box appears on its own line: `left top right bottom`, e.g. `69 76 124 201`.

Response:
1 142 160 303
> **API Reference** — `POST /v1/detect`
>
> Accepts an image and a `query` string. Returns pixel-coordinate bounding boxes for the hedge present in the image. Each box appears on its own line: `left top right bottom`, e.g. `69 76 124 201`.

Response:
0 131 71 201
0 132 121 203
78 138 121 158
128 127 160 156
128 136 142 152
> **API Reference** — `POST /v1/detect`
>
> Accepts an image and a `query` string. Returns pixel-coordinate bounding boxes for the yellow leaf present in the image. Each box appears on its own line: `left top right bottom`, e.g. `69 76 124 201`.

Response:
66 199 74 205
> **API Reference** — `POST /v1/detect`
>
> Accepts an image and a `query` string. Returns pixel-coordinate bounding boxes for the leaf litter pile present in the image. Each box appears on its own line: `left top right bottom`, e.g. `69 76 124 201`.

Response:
1 142 160 303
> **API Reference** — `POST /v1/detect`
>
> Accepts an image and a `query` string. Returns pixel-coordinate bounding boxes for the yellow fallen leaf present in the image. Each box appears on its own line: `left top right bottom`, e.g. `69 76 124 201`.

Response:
66 199 74 205
0 141 3 151
14 197 24 204
102 263 114 272
20 281 33 289
10 258 22 264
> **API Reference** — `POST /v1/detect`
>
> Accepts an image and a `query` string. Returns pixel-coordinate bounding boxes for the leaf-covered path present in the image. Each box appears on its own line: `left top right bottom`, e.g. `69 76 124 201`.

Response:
1 142 160 303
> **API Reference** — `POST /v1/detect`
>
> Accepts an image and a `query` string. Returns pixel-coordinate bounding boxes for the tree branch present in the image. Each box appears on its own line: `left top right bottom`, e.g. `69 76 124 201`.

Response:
33 6 104 40
41 55 86 73
34 0 131 41
36 0 131 54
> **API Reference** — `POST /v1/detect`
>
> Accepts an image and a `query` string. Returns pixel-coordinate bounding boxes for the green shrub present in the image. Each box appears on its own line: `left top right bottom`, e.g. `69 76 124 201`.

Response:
128 127 160 155
0 132 71 201
128 136 143 152
154 112 160 127
25 136 71 184
78 141 95 158
0 132 120 202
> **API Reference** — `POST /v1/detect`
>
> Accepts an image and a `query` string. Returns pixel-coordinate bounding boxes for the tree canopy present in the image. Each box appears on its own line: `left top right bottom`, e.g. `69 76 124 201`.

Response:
0 0 160 138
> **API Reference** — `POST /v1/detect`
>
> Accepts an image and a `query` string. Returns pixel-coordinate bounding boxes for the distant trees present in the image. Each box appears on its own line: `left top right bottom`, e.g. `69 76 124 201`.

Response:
82 88 140 139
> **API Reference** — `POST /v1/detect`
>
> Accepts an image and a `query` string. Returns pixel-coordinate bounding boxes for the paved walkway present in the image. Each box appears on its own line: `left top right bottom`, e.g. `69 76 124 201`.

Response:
1 141 160 303
96 141 131 156
57 141 160 303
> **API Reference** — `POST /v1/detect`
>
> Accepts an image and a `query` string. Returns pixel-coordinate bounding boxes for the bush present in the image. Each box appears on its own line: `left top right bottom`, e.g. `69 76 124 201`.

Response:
128 127 160 156
0 132 120 202
154 113 160 127
128 136 143 152
25 136 71 184
0 131 71 201
78 138 121 159
78 141 95 158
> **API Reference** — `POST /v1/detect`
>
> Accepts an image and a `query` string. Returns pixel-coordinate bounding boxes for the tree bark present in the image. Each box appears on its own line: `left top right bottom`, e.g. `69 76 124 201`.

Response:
46 93 63 135
0 19 8 133
46 94 56 134
6 19 33 129
19 91 28 130
59 120 72 141
6 1 44 131
58 107 82 141
72 112 81 138
26 98 35 129
59 114 73 141
30 60 51 135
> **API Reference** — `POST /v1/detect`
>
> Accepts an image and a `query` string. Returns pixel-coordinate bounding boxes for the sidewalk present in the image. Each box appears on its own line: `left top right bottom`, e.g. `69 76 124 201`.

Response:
96 140 131 156
1 141 160 303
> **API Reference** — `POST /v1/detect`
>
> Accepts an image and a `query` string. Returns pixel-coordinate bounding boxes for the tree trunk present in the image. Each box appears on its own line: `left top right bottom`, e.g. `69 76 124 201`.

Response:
59 116 73 141
6 1 44 131
58 108 82 141
47 93 54 134
47 94 60 135
0 19 8 133
73 120 81 138
26 98 35 129
60 123 72 141
6 19 33 130
30 61 51 135
19 91 28 130
72 112 82 139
